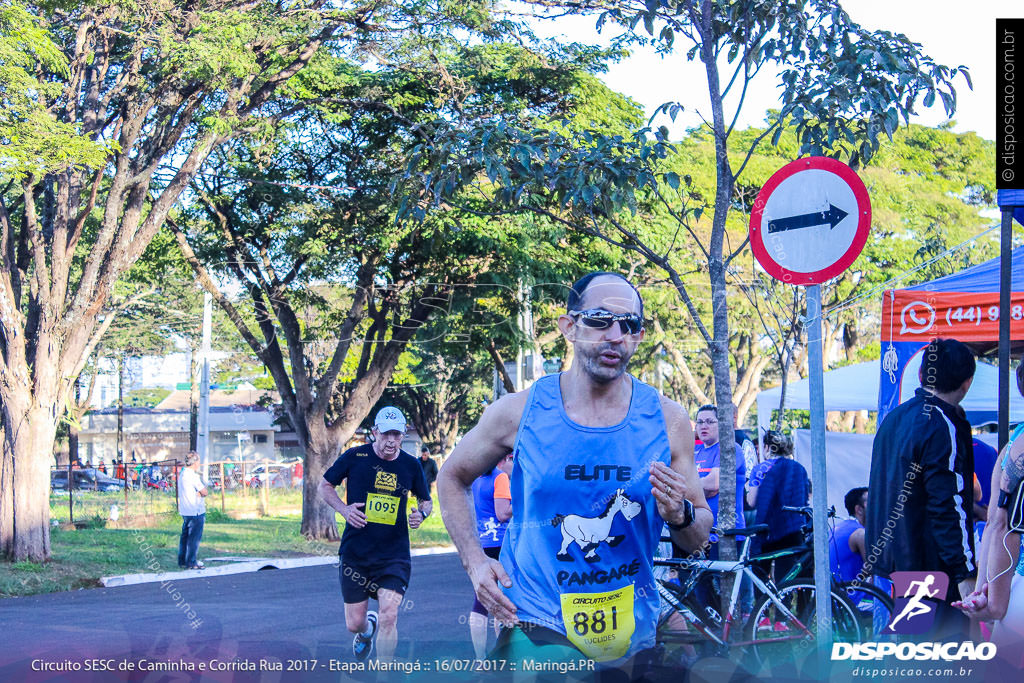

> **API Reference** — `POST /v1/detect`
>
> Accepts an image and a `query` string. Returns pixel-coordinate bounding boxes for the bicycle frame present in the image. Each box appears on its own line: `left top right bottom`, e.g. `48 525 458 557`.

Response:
656 535 815 647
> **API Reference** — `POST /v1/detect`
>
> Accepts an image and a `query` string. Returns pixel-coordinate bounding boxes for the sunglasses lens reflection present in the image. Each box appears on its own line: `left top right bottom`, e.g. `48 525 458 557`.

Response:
577 311 638 335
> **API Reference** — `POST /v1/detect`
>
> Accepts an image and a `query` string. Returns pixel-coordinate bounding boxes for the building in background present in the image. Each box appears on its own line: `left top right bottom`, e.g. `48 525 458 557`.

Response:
79 386 279 466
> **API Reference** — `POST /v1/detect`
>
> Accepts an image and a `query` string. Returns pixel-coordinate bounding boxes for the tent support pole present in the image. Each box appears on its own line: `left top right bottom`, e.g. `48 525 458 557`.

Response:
1000 209 1013 453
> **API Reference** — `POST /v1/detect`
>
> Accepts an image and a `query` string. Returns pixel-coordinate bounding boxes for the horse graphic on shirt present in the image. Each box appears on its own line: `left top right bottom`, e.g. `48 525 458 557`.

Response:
552 488 642 563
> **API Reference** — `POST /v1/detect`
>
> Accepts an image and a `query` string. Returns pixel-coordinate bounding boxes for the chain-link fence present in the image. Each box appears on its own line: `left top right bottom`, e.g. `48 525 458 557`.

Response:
50 458 305 526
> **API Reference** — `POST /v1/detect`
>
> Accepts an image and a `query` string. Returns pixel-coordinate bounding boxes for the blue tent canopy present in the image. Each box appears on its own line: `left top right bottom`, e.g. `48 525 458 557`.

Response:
904 245 1024 293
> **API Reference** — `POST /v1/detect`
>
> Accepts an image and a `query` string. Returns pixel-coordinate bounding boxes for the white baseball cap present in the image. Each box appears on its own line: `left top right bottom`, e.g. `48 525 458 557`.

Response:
373 406 407 433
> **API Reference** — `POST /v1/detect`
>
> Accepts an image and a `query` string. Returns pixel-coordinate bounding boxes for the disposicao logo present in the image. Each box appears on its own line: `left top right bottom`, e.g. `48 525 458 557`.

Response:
832 570 998 663
832 642 996 662
885 571 948 635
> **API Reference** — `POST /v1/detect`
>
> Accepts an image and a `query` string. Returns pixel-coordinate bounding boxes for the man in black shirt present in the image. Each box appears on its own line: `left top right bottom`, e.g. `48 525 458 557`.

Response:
419 446 439 489
319 407 432 662
866 338 976 642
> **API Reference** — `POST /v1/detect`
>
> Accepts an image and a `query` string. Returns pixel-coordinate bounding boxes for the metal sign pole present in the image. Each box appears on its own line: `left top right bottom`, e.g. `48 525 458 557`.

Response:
198 292 212 482
999 209 1013 452
806 283 833 668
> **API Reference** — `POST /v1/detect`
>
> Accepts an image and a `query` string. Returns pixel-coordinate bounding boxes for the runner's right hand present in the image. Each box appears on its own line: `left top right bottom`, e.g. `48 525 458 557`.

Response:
342 502 367 528
469 557 518 626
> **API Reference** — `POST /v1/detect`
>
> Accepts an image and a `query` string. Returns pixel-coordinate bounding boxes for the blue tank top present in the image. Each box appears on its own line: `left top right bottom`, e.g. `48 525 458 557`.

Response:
829 518 864 583
473 468 509 549
500 374 670 662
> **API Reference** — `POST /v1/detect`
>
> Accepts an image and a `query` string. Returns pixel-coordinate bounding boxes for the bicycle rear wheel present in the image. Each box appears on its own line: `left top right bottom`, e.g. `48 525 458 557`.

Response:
837 580 894 640
745 580 861 667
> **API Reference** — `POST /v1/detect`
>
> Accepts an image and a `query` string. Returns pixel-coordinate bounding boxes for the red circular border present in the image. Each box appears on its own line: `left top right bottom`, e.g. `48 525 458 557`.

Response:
748 156 871 285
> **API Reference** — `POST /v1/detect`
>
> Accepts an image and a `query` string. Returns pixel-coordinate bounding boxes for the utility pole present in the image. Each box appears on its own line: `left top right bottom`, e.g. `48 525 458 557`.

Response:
188 345 198 451
198 292 212 482
116 353 125 466
69 377 79 524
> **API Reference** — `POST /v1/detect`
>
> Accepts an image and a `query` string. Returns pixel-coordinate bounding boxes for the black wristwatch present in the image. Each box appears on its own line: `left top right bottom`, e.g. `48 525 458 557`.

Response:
666 499 695 531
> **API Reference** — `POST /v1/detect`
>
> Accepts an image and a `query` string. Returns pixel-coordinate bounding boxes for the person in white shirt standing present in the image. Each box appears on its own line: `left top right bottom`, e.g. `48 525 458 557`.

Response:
178 451 209 570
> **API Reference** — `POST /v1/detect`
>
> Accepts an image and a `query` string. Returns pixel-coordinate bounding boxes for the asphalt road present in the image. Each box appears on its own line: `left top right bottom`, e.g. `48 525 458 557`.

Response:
1 552 941 683
0 552 489 682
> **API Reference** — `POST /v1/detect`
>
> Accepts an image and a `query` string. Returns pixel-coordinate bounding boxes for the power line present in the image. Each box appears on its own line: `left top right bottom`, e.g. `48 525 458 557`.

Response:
823 223 1001 319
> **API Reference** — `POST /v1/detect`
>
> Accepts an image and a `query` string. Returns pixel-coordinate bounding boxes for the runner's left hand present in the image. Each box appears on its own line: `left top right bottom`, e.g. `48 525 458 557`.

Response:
953 582 994 620
649 461 688 526
409 508 424 529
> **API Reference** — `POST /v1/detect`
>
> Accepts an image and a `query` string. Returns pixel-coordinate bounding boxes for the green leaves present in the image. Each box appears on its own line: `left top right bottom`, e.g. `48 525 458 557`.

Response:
0 2 107 178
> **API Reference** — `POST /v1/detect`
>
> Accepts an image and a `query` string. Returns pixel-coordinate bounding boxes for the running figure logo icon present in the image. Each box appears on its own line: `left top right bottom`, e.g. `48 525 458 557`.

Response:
885 571 949 634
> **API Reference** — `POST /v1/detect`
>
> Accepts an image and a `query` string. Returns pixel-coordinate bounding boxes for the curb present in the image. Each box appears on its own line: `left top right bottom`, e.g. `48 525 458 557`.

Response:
100 546 456 588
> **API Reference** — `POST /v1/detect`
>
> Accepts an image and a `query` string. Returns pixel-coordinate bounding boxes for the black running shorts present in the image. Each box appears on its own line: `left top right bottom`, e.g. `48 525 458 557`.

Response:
338 556 411 604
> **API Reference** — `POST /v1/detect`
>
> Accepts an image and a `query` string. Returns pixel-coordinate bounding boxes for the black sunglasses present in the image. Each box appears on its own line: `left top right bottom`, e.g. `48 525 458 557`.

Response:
568 308 645 335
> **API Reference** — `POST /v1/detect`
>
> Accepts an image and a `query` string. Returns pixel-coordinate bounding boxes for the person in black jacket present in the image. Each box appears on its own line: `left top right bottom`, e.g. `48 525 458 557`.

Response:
419 446 439 489
865 338 976 641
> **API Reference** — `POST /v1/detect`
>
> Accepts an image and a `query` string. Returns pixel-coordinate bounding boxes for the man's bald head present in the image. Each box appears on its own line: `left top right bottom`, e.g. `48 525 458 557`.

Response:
567 272 644 317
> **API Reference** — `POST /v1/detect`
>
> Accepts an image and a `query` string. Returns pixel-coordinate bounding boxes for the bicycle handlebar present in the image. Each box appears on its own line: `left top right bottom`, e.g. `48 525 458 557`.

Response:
781 505 836 518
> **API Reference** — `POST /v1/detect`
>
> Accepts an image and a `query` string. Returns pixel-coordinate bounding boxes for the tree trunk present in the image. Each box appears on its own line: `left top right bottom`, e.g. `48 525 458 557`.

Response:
488 341 516 394
299 414 355 541
301 448 342 541
698 6 737 565
0 402 58 562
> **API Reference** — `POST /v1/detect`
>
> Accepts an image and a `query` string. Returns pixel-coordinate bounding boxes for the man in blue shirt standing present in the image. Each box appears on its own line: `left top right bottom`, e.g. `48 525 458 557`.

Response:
693 405 749 617
693 404 747 555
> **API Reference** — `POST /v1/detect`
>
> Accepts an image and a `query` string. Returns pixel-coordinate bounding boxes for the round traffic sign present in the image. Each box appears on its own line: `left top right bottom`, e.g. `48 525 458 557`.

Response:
749 157 871 285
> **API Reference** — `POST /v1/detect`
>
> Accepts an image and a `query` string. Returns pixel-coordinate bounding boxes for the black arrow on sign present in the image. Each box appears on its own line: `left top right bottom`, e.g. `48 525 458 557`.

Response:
767 204 848 234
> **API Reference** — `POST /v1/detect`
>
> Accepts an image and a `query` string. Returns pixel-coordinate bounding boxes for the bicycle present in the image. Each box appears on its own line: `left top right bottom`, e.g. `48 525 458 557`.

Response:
654 522 864 667
755 505 894 640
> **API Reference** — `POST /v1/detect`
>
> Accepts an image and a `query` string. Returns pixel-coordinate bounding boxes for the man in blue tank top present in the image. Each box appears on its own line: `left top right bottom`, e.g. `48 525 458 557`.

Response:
829 487 868 602
468 453 515 658
438 272 713 680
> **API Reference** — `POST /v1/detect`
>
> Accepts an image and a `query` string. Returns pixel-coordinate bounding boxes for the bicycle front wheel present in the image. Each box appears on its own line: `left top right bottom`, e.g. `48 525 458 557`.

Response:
745 580 861 667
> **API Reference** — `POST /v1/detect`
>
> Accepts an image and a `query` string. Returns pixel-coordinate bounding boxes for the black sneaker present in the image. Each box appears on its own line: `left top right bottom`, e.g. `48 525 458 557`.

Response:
352 611 378 661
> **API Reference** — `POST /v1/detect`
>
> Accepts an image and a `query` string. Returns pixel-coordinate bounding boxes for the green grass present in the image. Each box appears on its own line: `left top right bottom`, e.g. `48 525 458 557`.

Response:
3 494 451 599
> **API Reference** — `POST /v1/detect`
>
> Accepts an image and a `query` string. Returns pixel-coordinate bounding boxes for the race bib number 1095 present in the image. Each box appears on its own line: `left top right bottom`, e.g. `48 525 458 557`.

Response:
364 493 400 525
560 585 635 662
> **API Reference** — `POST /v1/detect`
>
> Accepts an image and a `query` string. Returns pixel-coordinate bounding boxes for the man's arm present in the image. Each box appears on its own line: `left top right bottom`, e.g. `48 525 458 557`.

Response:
437 392 527 622
409 497 433 529
318 476 365 529
191 470 208 497
494 472 512 523
849 527 866 561
656 398 712 553
918 425 976 595
408 465 434 529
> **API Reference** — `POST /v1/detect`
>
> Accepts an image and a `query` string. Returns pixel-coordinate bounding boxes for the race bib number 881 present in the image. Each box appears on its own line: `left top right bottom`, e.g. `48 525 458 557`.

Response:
560 585 635 662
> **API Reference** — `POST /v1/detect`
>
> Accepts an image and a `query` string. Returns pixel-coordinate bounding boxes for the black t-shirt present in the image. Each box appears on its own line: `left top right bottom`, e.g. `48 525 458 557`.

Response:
323 443 431 564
